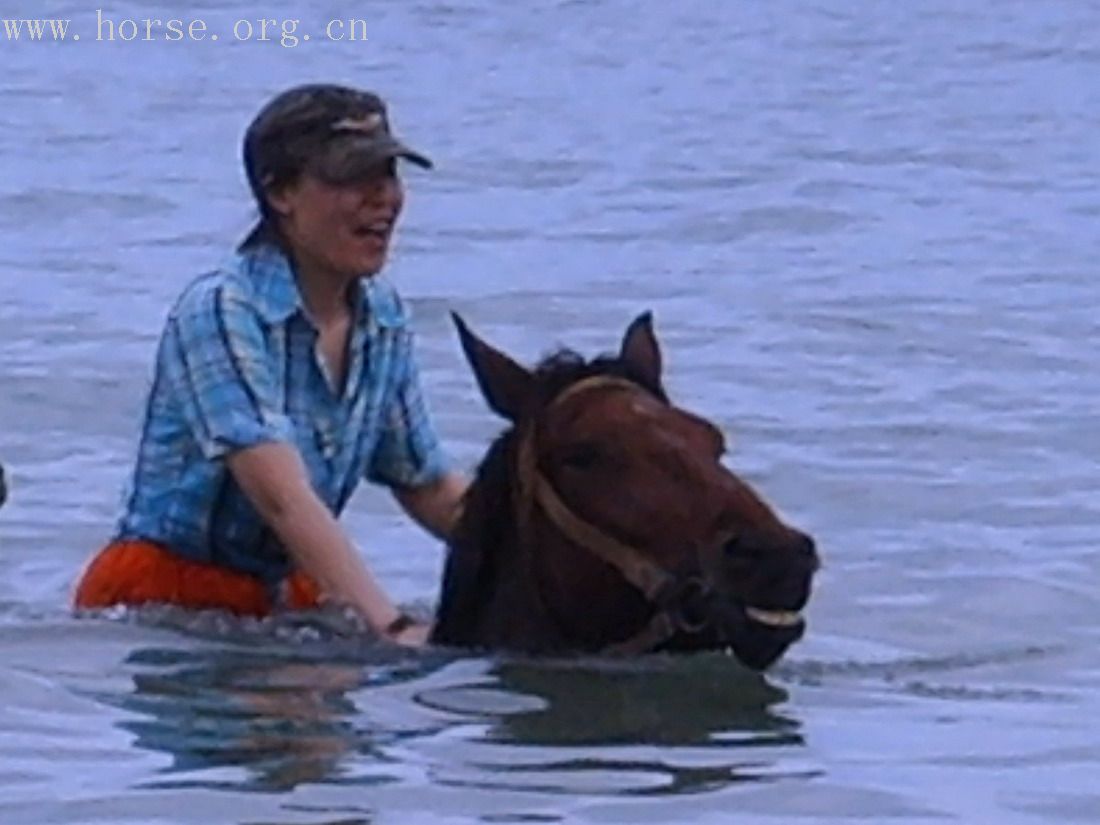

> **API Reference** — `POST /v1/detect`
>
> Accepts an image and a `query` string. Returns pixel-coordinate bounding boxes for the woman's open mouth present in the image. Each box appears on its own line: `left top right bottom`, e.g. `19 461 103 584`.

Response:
351 220 392 246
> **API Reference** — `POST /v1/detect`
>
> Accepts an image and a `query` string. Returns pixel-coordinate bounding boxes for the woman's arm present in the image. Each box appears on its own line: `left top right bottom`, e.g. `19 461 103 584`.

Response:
392 471 469 541
227 441 417 642
158 285 424 643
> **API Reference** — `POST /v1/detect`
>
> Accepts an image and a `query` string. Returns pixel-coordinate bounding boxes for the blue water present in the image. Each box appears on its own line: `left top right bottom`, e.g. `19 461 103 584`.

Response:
2 1 1099 822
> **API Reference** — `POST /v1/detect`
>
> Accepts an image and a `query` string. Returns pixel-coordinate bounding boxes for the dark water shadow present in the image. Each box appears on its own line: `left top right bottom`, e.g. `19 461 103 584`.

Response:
448 654 798 747
106 645 452 793
81 607 814 799
76 605 456 793
413 653 817 797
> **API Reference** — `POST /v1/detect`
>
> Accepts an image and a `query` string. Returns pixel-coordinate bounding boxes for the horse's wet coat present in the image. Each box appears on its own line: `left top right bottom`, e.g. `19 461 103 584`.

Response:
431 313 819 670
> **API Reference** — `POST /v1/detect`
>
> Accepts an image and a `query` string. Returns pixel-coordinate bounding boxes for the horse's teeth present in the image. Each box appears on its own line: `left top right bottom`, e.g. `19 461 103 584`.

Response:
745 607 802 627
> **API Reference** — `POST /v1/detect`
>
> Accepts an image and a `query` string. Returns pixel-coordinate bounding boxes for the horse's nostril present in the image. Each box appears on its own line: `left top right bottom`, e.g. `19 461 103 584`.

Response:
794 533 819 567
724 531 818 570
723 535 749 558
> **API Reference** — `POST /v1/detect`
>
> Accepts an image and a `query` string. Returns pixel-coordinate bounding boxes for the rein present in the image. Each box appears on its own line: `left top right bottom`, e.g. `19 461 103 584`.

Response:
514 376 713 655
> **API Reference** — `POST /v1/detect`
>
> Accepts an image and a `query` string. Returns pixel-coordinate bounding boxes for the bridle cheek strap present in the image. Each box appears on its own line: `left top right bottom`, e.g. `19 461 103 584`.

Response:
514 377 710 654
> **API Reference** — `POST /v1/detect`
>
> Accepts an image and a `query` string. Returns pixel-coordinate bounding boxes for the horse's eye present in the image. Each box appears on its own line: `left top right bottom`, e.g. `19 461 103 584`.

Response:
560 443 603 471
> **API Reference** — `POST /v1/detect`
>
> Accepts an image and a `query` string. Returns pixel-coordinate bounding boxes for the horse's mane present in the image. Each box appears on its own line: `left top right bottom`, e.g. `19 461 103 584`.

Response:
433 348 667 643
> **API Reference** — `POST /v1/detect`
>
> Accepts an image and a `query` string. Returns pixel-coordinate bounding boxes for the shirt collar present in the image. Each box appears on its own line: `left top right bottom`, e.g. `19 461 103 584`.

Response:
233 243 407 329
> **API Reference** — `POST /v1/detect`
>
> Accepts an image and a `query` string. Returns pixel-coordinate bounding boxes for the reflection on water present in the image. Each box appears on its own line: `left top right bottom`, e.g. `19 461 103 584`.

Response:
94 625 808 799
422 657 816 798
99 642 444 792
455 657 795 748
122 651 370 792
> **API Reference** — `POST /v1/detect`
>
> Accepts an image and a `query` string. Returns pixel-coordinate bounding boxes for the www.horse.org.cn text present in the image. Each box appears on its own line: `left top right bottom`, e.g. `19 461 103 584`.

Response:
2 12 370 48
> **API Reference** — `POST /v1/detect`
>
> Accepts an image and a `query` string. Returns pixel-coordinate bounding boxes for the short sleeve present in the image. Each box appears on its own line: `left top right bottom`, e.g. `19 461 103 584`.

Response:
366 334 449 489
160 283 294 461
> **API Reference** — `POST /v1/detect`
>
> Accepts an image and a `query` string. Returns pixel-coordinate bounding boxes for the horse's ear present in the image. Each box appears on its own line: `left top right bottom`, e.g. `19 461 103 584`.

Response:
620 311 663 389
451 312 533 421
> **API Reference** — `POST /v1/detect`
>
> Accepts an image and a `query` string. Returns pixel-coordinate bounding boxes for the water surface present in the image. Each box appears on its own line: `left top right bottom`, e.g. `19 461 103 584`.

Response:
1 1 1099 823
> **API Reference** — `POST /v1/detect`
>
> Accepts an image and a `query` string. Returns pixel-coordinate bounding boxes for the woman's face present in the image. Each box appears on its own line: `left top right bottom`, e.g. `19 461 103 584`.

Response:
268 161 405 278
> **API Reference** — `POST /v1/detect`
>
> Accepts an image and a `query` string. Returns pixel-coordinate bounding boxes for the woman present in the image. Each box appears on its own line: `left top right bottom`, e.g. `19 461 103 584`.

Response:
73 83 468 645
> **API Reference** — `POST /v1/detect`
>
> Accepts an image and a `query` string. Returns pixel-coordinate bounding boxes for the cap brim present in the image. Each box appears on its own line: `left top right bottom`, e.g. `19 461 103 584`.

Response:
390 139 433 170
310 135 432 184
373 134 433 170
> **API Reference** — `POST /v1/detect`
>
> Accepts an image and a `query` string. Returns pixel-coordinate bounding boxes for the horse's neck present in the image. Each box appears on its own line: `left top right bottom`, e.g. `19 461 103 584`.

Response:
435 529 572 651
437 503 648 653
434 436 575 651
433 425 650 653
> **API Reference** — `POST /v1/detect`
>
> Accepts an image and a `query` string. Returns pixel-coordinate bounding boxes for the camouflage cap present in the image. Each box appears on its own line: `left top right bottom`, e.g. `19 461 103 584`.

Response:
242 83 432 196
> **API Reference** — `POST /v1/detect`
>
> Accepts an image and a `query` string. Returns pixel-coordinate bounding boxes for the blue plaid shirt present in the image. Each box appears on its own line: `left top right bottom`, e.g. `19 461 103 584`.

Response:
115 243 448 584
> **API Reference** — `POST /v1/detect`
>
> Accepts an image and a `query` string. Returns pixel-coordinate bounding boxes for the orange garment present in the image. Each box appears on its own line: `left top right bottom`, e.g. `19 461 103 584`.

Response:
73 539 321 617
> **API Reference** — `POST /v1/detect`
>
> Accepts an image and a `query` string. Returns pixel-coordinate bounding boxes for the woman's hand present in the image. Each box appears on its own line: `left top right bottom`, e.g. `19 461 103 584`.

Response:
382 613 433 647
387 620 433 647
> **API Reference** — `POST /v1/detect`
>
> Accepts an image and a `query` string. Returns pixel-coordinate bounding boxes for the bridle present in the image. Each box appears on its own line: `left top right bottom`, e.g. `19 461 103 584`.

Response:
514 375 718 655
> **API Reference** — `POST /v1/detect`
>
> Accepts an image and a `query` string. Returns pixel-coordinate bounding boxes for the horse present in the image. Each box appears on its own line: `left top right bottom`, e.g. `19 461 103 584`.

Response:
430 312 819 670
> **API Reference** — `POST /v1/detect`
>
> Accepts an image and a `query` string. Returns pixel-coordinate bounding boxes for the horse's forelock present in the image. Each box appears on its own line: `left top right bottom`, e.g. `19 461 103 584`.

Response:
531 349 667 405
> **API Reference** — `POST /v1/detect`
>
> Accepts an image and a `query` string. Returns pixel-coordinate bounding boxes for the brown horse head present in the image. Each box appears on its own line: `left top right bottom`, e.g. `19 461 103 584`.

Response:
431 312 819 670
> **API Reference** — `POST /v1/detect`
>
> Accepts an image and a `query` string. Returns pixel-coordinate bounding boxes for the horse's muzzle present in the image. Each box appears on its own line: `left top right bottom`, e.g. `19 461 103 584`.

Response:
666 531 818 669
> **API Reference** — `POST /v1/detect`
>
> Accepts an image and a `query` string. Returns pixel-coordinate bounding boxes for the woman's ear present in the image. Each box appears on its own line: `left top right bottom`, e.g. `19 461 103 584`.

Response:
265 184 294 218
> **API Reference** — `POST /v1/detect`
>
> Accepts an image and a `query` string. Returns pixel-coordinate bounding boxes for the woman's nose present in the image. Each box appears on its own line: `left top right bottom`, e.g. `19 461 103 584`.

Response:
364 176 403 206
